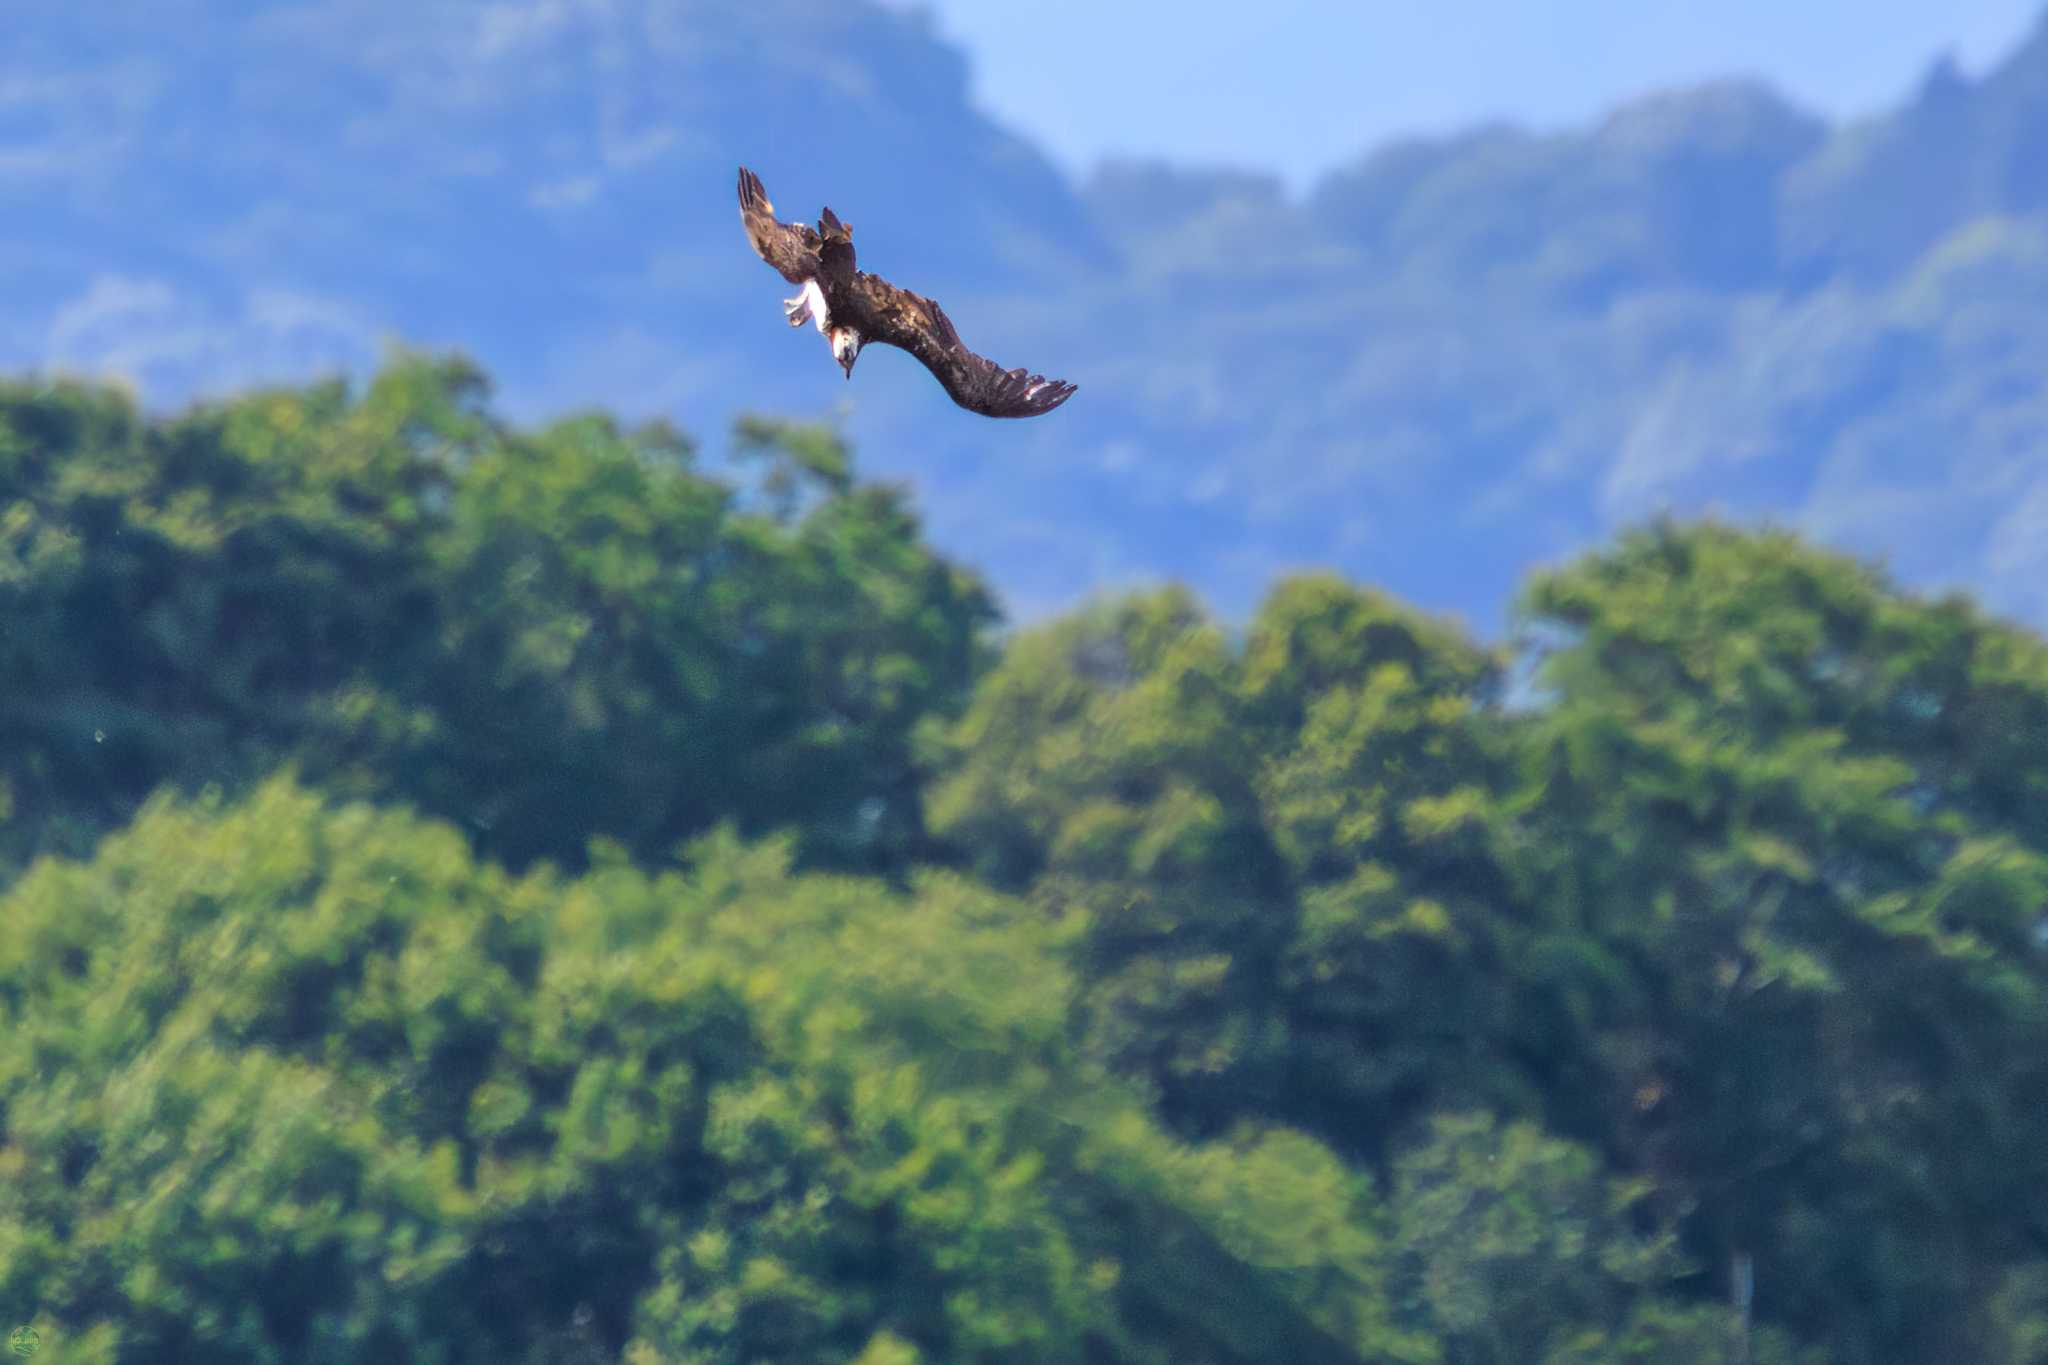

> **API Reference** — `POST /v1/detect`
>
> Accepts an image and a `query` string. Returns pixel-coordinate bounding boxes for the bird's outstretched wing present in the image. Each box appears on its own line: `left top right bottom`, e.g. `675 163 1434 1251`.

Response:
737 167 822 284
845 272 1077 419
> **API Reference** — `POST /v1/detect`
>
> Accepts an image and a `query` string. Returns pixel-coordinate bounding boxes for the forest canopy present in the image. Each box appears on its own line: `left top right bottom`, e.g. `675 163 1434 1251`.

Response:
2 356 2045 1363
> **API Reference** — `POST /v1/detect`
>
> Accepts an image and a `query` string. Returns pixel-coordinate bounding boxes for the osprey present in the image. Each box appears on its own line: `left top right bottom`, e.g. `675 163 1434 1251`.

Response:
737 166 1077 418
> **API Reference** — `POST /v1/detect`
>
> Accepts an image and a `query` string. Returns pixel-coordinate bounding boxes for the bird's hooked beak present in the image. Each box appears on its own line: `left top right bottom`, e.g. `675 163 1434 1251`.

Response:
831 327 861 379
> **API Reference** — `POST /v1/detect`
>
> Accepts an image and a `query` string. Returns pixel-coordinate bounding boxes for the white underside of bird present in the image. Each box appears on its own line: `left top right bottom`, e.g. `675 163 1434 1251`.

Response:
784 278 829 333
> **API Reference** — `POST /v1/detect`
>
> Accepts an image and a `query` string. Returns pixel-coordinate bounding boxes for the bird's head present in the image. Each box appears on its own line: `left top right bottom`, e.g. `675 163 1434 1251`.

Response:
830 326 863 378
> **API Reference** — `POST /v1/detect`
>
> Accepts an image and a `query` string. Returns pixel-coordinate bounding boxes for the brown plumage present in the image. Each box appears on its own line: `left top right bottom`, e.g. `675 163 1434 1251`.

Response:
737 166 1077 419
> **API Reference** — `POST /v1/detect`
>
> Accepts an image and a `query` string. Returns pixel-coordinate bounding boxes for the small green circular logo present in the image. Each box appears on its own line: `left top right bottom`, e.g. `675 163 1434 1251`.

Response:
7 1327 39 1358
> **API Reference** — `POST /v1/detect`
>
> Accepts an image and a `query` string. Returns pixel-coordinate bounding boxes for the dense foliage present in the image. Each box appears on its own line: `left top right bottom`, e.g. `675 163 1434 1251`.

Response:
0 357 992 877
3 361 2044 1362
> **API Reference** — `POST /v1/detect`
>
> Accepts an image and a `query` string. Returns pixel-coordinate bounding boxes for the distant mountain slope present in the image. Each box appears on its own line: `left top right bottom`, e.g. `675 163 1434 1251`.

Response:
1 0 1109 401
5 0 2048 628
1311 80 1826 297
1785 22 2048 282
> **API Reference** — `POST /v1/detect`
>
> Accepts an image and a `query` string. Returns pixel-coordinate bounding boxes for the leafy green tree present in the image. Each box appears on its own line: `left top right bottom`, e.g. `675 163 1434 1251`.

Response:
1242 576 1543 1162
0 779 1403 1364
1384 1112 1809 1365
0 355 994 879
381 401 992 874
929 578 1534 1162
0 362 458 871
929 587 1300 1136
1512 521 2048 1362
934 525 2048 1358
14 340 2048 1362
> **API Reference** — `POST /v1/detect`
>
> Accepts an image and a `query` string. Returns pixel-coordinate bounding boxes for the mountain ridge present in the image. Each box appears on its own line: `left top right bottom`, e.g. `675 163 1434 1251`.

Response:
6 0 2048 627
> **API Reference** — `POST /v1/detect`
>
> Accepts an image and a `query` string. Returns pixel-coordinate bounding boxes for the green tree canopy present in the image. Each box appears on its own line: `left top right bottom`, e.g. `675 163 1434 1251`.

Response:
1512 521 2048 1360
928 576 1535 1161
0 779 1422 1365
7 354 2047 1362
0 355 994 878
930 526 2048 1360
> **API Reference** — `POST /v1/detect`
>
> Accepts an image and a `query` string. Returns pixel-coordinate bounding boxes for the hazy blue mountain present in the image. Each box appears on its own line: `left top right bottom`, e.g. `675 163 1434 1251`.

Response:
1784 25 2048 283
1 0 1106 397
6 0 2048 629
1313 81 1826 298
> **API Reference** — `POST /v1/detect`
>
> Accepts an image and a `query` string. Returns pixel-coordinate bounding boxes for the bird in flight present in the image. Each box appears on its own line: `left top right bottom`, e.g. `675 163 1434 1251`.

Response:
737 166 1077 418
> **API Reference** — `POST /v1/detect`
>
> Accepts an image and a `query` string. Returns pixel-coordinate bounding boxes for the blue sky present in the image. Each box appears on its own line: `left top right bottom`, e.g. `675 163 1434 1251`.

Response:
888 0 2044 189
